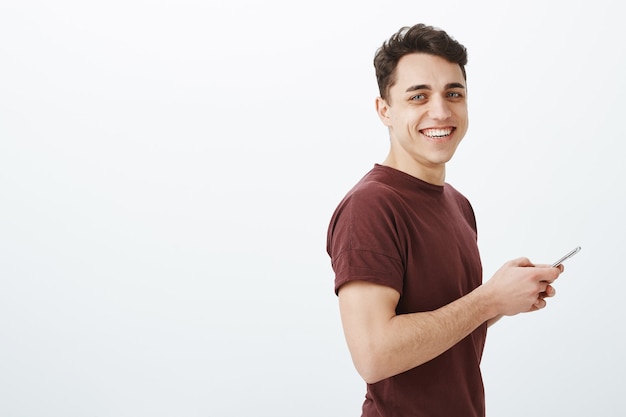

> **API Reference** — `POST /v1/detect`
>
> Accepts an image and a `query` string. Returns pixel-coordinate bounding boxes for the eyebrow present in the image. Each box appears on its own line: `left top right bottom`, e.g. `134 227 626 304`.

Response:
405 82 466 92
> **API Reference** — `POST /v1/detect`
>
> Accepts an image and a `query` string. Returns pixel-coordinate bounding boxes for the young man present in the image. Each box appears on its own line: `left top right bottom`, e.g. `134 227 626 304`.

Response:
326 24 563 416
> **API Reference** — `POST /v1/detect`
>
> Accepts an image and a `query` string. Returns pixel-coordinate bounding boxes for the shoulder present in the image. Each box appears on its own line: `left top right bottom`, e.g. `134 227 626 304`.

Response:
327 168 408 250
444 183 477 227
333 171 406 225
342 165 408 206
444 183 473 206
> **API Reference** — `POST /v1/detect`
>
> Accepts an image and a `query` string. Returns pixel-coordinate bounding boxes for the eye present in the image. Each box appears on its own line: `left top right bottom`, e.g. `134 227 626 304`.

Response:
410 93 426 101
447 91 463 98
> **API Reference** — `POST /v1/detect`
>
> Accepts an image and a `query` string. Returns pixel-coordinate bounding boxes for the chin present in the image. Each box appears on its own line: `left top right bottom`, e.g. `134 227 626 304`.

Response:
428 151 457 164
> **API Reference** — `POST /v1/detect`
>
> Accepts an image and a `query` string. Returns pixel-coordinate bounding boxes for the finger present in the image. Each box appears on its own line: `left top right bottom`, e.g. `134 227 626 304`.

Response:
535 263 565 273
541 285 556 298
539 267 561 284
537 284 556 298
533 297 547 310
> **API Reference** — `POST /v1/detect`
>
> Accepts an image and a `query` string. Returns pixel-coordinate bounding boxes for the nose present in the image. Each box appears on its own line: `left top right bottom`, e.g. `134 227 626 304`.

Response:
428 96 452 120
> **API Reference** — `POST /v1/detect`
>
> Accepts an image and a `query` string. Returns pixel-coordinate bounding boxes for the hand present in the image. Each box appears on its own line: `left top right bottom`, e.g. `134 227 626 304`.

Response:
483 258 562 317
531 263 563 310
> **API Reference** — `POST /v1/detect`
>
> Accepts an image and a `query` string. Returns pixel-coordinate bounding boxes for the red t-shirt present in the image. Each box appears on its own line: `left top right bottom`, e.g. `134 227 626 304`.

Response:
327 164 487 417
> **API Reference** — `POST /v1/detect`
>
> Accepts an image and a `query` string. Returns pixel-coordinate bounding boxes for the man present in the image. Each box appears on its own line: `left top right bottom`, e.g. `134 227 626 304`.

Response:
326 23 563 416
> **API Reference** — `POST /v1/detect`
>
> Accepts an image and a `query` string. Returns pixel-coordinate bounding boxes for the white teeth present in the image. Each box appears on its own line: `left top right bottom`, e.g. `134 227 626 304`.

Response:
423 128 452 138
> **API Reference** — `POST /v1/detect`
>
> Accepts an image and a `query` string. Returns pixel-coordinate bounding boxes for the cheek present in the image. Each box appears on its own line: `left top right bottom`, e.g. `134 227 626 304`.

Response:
455 111 469 133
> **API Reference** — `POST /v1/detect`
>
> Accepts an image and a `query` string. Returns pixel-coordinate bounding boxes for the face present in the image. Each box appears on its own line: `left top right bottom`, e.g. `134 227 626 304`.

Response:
376 53 468 184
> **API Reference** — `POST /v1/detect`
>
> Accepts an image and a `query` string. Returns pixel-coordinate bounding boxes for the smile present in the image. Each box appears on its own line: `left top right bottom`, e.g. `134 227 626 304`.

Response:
420 127 455 138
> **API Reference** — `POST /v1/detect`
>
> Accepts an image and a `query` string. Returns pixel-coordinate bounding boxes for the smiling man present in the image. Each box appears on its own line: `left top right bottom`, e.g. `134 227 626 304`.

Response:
376 51 468 185
326 24 563 417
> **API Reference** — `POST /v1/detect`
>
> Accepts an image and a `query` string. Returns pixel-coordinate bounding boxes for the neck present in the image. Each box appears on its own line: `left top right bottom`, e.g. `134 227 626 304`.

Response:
381 154 446 186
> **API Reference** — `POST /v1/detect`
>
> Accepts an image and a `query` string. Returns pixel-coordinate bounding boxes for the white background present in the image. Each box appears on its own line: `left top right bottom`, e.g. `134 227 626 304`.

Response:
1 1 624 416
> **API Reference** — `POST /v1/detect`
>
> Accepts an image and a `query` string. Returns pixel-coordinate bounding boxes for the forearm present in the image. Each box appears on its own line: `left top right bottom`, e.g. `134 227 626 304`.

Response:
487 314 503 327
352 286 495 384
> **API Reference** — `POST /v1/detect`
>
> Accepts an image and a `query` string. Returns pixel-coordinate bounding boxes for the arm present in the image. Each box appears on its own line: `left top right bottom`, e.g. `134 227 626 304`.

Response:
487 315 503 327
338 257 561 384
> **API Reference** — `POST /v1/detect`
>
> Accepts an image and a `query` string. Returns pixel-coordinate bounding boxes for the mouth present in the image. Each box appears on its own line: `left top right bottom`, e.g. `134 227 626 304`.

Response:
420 127 455 140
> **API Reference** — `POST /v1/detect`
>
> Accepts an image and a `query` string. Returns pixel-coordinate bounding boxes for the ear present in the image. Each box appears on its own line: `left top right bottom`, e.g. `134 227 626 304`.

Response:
375 97 392 127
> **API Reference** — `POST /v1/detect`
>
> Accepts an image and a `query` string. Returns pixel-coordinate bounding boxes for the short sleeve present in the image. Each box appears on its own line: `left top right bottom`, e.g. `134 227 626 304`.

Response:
327 185 406 296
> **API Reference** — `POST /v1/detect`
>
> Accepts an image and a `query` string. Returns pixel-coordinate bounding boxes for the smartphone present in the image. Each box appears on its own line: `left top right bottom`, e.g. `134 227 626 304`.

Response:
551 246 581 268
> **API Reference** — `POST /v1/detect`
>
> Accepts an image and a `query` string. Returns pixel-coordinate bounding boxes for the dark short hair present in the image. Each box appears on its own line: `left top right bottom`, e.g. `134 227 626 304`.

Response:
374 24 468 101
